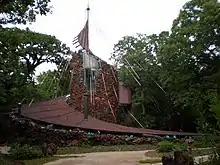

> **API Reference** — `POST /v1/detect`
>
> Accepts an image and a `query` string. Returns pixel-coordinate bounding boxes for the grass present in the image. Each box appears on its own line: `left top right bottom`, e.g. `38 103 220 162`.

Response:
57 144 156 155
23 157 60 165
139 158 161 164
144 148 213 158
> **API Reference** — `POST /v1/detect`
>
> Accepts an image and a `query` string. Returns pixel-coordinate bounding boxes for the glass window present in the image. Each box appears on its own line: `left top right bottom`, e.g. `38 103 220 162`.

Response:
83 68 97 91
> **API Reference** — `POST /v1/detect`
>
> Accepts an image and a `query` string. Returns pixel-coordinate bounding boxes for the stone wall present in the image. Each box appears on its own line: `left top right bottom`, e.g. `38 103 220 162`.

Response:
70 52 119 123
9 113 158 147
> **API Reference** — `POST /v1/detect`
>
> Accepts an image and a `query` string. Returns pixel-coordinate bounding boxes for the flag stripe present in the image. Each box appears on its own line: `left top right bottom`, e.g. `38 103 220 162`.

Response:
74 20 89 51
72 40 78 45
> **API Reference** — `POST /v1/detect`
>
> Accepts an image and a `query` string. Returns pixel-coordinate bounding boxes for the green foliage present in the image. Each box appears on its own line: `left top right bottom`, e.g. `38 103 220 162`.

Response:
0 27 71 105
36 59 71 99
9 144 43 160
0 154 16 165
111 33 174 129
0 27 70 77
157 141 187 153
111 0 220 131
0 0 52 25
157 141 175 152
194 135 215 148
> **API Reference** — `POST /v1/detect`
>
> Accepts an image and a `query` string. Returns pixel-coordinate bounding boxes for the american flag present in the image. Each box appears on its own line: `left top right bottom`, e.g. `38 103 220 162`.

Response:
73 20 89 51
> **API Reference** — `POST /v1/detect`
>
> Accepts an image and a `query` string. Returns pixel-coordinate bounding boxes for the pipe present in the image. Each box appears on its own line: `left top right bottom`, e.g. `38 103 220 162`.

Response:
128 111 144 128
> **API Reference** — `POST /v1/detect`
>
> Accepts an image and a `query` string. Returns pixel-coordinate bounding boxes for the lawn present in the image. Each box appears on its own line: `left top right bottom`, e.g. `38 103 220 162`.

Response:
138 158 161 164
57 144 156 155
144 148 213 158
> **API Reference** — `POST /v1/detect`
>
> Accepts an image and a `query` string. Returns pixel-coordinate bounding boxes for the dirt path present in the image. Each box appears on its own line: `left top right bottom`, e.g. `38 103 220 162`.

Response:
45 150 151 165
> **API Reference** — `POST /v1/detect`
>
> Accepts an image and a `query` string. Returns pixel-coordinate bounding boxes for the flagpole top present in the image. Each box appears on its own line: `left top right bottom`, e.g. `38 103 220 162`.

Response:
86 4 90 11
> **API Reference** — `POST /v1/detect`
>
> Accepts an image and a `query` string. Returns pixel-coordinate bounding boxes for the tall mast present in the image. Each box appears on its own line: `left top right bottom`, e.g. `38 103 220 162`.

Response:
86 4 90 52
86 4 93 105
84 4 90 120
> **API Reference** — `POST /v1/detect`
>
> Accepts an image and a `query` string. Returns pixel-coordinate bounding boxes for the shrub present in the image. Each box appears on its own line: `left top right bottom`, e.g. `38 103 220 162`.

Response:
9 144 43 160
0 154 13 165
0 154 25 165
157 141 175 152
174 142 187 151
157 141 187 152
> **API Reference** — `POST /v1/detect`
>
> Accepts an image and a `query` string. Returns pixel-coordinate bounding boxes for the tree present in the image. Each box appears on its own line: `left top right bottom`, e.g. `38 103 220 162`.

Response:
111 34 175 129
160 0 220 130
0 0 52 25
0 27 71 105
0 27 71 79
0 0 72 106
36 58 71 100
111 0 220 131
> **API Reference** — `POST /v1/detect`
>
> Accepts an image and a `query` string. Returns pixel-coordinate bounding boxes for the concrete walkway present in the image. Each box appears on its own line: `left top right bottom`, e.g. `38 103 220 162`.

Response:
46 150 149 165
45 150 212 165
0 146 10 154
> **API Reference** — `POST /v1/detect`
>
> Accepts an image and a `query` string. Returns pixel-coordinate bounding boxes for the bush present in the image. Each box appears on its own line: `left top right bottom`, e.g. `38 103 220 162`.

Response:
174 142 187 151
9 144 43 160
194 135 216 148
0 154 14 165
157 141 175 152
157 141 187 152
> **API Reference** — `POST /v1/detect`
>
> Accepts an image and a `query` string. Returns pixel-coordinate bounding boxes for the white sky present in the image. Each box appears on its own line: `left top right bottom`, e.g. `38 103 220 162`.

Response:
14 0 189 75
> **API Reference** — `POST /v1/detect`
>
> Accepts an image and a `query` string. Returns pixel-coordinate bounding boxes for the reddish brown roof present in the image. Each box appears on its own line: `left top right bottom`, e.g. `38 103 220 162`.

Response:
21 97 198 136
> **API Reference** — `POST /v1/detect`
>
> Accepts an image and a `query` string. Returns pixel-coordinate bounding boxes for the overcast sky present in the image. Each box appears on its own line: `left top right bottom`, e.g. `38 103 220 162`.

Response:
15 0 189 75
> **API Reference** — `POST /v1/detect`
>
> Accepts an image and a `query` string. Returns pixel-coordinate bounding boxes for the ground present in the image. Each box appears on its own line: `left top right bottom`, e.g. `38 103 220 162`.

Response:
45 150 149 165
0 145 213 165
45 149 211 165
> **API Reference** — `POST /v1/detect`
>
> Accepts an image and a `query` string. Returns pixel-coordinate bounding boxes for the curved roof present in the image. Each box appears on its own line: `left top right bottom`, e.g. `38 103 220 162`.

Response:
21 97 198 136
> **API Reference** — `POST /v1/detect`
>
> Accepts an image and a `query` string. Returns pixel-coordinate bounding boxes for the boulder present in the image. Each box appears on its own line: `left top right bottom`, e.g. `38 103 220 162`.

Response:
162 150 194 165
173 150 194 165
162 154 174 165
42 142 57 157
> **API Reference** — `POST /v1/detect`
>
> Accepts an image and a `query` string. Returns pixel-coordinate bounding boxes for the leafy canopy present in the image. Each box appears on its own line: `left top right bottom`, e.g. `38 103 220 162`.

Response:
0 0 52 25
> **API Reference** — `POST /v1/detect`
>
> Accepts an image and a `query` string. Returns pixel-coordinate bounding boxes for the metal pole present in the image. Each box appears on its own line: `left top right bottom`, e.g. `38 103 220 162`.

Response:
83 5 90 120
84 87 89 120
87 5 92 103
83 53 89 120
17 102 22 117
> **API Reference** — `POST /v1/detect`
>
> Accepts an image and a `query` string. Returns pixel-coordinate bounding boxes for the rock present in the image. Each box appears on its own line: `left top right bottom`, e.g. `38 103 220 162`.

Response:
47 147 53 156
162 154 174 165
71 140 79 146
42 143 48 156
42 142 57 157
48 143 57 155
9 112 159 146
173 150 194 165
162 150 194 165
13 160 25 165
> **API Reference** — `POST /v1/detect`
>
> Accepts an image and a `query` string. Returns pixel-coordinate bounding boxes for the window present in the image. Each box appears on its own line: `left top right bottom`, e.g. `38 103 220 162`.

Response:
83 68 97 91
91 69 96 91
